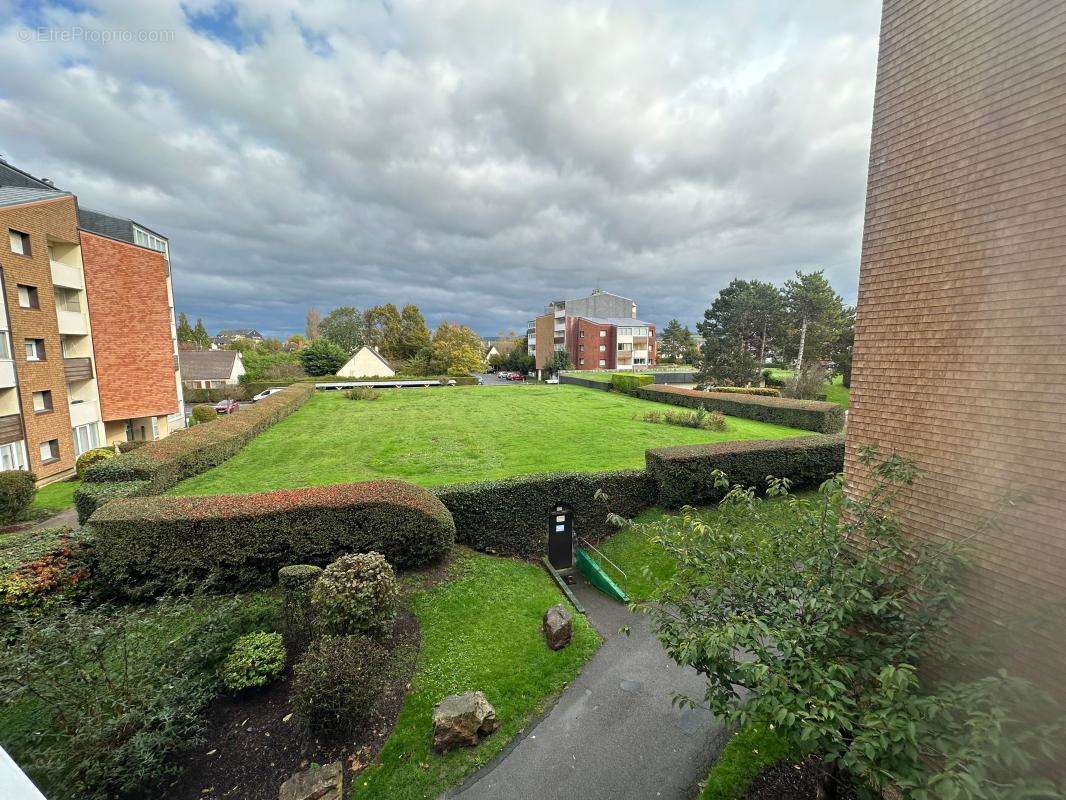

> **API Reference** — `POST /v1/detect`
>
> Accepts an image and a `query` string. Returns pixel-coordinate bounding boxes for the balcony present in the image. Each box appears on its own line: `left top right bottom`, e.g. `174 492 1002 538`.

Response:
0 413 23 445
0 360 14 389
50 260 84 290
57 310 88 335
64 357 94 382
69 399 100 428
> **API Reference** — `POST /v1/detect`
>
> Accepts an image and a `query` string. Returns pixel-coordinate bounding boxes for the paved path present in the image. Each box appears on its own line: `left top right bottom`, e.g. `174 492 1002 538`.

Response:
27 506 79 532
449 574 727 800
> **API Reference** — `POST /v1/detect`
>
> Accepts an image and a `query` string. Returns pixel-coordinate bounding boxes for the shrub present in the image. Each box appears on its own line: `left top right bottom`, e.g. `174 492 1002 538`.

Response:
218 631 286 692
81 383 313 495
646 434 844 508
0 470 36 523
345 386 381 400
298 339 347 376
311 552 398 638
632 384 844 433
74 480 150 525
435 469 657 559
0 595 278 800
183 386 248 404
702 385 781 397
292 634 393 737
640 407 726 431
190 403 217 425
75 448 114 477
610 373 655 394
278 565 322 647
88 479 455 596
0 527 94 611
761 369 785 389
781 363 831 400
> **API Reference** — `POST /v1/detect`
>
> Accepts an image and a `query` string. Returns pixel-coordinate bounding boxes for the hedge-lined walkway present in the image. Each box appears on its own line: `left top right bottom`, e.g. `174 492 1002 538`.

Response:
170 386 806 496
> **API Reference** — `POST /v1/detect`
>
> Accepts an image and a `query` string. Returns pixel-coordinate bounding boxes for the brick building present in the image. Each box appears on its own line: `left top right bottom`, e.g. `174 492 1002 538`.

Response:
0 159 184 482
526 289 656 372
846 0 1066 688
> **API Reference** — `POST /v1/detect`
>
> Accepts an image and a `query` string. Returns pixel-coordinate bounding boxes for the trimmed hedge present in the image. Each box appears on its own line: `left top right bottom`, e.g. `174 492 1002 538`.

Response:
434 469 658 559
610 373 655 394
87 479 456 596
632 385 844 433
705 386 781 397
80 384 314 496
0 470 36 523
184 386 248 404
558 374 611 391
646 434 845 508
74 480 152 524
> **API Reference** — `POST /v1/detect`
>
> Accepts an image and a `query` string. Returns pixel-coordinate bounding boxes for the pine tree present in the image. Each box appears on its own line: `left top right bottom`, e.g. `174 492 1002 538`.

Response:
193 318 211 349
397 304 431 360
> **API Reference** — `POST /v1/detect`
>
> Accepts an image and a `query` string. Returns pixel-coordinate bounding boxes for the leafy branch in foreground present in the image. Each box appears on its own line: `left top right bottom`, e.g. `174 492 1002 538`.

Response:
645 448 1064 799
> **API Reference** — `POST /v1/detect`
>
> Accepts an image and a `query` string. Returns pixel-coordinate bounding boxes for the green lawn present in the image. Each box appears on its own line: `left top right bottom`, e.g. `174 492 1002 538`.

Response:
765 369 850 408
353 550 599 799
172 385 806 496
28 479 79 519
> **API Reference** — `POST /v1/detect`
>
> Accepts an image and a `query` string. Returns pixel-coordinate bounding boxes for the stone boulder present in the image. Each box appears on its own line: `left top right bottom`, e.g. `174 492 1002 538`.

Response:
432 691 500 753
542 603 572 650
278 761 342 800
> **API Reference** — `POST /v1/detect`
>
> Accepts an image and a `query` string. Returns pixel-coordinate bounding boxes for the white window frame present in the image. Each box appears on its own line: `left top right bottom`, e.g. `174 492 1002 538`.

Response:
599 359 606 367
9 230 29 256
25 339 43 361
17 285 38 309
72 423 101 457
0 440 27 471
599 330 606 337
39 439 59 463
32 391 52 413
0 332 11 360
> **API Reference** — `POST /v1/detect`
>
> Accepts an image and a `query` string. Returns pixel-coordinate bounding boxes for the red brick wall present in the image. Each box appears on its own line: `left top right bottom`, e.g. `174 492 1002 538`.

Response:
80 231 178 420
568 318 616 370
847 0 1066 688
0 196 79 481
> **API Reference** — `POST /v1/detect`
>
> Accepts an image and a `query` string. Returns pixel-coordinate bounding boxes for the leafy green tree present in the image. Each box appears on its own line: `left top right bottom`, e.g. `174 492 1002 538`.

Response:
695 335 759 386
397 304 431 360
832 306 855 388
363 304 403 359
545 349 572 374
320 306 365 354
700 279 785 364
430 322 485 376
782 270 847 370
504 342 535 375
659 319 698 364
297 338 347 376
645 451 1064 799
192 318 211 349
176 312 195 346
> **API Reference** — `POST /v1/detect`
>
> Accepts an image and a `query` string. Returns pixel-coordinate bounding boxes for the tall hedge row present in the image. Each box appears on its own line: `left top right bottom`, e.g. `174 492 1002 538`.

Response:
434 469 659 559
610 373 655 394
88 480 456 597
632 385 844 433
646 434 845 508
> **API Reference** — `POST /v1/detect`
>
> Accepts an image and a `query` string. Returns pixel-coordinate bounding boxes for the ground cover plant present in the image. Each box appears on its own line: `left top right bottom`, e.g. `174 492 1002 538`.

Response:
351 550 599 799
171 385 806 495
638 406 726 430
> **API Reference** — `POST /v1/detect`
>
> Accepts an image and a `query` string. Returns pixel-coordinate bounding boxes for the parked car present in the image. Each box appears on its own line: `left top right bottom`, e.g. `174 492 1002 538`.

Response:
214 398 239 414
546 376 560 384
251 387 286 402
498 371 511 380
508 373 526 381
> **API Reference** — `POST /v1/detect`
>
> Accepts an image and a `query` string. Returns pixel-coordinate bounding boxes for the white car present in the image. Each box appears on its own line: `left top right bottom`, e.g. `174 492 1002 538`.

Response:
251 387 286 402
546 376 560 384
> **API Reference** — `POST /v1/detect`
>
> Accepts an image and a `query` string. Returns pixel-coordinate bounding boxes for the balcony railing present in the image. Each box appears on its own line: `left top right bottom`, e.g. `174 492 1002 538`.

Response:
64 357 94 382
57 309 88 336
50 260 84 290
0 413 24 446
0 359 14 389
69 399 100 428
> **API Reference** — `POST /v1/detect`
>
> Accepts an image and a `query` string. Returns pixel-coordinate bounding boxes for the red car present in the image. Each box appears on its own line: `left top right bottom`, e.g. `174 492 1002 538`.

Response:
214 398 239 414
507 373 526 381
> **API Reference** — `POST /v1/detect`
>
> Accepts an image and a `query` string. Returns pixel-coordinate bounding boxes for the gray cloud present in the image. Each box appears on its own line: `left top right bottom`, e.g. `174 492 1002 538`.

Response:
0 0 880 337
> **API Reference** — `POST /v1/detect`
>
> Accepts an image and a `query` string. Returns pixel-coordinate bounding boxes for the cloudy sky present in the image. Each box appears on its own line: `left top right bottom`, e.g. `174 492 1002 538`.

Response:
0 0 881 338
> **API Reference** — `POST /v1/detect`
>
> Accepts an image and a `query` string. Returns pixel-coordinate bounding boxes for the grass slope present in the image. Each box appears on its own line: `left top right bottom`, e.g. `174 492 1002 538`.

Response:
765 369 850 408
172 385 805 496
352 551 599 799
28 479 79 519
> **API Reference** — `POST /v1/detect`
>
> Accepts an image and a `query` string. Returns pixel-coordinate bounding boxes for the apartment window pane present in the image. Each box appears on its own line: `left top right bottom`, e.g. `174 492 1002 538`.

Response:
599 330 606 337
17 285 39 309
73 423 100 457
0 333 10 360
56 287 81 313
599 359 606 367
9 230 30 256
32 390 53 413
24 339 44 361
0 441 25 471
39 439 59 463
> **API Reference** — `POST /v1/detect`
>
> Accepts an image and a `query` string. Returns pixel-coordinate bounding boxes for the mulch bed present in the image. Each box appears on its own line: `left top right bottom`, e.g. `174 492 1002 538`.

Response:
162 609 421 800
741 756 858 800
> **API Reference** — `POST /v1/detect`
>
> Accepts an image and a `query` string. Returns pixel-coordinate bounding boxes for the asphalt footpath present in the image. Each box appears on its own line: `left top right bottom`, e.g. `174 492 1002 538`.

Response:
447 572 728 800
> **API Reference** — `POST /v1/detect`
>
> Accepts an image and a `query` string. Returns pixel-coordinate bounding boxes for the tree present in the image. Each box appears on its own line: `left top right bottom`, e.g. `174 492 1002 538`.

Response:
503 342 535 375
284 334 306 351
545 349 572 374
176 312 195 345
832 306 855 388
396 304 431 360
363 304 403 358
659 319 698 364
696 335 759 387
700 279 785 364
319 306 365 354
192 318 211 349
782 270 847 371
645 451 1063 799
430 322 485 376
305 308 321 340
297 338 347 376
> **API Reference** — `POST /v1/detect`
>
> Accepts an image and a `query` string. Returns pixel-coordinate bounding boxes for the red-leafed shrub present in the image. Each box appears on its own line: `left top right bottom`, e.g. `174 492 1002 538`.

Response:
88 479 455 596
632 385 843 433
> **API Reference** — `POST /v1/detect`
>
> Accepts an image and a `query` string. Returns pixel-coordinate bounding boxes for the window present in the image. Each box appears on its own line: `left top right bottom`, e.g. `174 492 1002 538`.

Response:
579 359 586 365
599 359 606 367
39 439 59 463
0 441 26 471
24 339 45 361
150 416 160 440
0 332 10 360
618 342 632 352
73 423 100 457
17 284 39 309
599 344 606 352
9 230 30 256
55 287 81 313
32 390 53 413
599 330 606 337
579 330 585 339
133 227 169 256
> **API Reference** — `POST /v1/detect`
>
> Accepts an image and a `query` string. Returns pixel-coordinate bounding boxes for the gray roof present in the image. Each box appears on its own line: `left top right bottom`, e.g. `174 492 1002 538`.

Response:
581 317 653 327
179 350 241 380
0 159 59 190
0 185 69 209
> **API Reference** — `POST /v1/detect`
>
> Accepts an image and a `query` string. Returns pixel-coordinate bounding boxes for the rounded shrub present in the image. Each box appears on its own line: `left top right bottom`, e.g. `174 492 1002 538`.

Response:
292 634 392 736
190 404 216 425
278 564 323 594
218 631 286 692
0 470 36 523
311 551 398 638
278 564 322 646
76 447 115 477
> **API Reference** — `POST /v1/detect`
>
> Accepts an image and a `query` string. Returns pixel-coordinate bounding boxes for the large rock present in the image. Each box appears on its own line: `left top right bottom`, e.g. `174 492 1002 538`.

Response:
543 603 573 650
278 761 342 800
432 691 500 753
